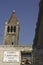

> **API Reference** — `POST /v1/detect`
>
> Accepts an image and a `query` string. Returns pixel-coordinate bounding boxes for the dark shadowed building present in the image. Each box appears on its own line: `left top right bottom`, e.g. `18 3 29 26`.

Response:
33 0 43 64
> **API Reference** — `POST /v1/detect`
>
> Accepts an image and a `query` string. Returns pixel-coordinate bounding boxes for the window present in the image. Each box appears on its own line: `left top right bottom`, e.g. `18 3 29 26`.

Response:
7 26 16 32
21 52 31 57
12 42 13 45
14 26 16 32
11 26 13 32
7 26 10 32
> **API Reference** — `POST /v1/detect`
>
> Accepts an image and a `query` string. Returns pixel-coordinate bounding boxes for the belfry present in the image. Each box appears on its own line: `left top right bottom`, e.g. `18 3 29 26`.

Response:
3 11 19 46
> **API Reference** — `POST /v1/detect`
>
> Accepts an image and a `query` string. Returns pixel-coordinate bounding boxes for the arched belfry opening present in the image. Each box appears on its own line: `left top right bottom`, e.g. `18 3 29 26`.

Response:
7 26 10 32
14 26 16 32
11 26 13 32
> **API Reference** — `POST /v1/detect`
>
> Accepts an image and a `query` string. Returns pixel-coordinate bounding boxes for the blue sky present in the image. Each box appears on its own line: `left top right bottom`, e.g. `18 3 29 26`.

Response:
0 0 40 45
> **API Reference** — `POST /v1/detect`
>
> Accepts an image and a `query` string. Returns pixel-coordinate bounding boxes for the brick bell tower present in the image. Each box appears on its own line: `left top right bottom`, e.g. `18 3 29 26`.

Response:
3 10 20 46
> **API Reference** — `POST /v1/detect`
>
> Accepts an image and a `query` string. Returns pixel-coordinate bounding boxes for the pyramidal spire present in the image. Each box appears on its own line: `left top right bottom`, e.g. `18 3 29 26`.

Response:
12 10 16 17
8 10 17 23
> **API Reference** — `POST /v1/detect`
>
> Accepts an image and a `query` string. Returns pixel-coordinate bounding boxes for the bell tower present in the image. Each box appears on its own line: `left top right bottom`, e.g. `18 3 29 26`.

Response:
3 11 20 46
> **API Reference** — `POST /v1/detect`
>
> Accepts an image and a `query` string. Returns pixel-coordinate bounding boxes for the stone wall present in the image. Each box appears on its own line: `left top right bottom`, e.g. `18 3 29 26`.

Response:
0 45 32 65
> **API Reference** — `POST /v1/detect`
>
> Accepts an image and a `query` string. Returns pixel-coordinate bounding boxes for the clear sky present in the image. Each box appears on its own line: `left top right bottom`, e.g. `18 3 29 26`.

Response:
0 0 40 45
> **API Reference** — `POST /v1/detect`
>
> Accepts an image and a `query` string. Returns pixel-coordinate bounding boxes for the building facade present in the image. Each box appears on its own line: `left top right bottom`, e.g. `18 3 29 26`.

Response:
33 0 43 64
0 11 32 65
0 45 32 65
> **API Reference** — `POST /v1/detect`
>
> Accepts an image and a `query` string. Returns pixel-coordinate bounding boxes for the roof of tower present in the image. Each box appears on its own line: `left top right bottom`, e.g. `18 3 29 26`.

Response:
8 10 18 24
